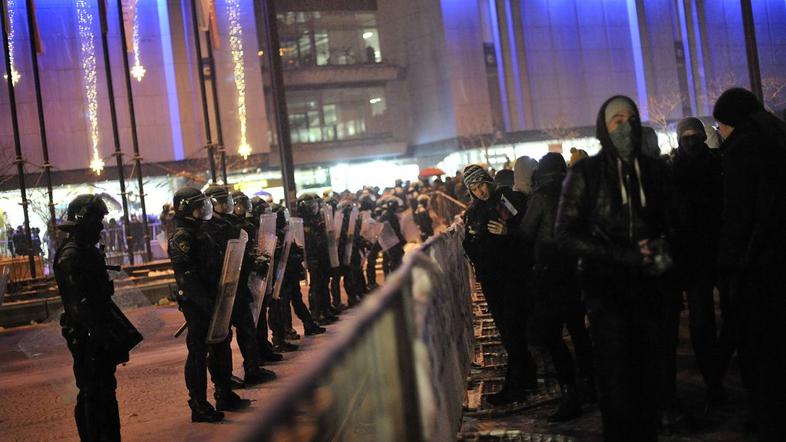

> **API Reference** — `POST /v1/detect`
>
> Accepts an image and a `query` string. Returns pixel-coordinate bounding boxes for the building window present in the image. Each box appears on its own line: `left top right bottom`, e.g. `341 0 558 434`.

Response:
278 11 382 67
287 87 389 144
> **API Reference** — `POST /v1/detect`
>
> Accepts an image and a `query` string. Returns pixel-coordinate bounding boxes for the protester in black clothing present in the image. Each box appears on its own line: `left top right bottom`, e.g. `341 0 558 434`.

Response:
169 187 249 422
713 88 786 441
54 195 123 440
462 164 536 406
413 195 434 241
669 117 727 407
556 96 672 441
514 153 594 422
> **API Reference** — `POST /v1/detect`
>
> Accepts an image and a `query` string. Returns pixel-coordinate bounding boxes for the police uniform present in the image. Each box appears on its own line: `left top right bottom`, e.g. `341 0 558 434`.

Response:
54 195 123 441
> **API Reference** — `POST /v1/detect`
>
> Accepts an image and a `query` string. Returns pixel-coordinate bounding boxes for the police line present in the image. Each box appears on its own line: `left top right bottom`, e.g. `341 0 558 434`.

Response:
239 222 474 442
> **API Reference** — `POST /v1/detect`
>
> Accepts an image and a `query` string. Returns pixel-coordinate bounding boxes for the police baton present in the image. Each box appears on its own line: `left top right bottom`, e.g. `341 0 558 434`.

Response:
174 321 188 338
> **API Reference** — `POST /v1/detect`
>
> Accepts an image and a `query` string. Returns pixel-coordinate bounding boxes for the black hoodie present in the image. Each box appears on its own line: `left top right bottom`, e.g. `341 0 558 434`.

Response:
555 96 671 295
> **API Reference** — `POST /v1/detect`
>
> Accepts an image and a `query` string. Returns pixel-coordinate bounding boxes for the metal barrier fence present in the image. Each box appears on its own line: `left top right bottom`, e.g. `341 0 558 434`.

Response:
241 223 474 442
431 191 467 227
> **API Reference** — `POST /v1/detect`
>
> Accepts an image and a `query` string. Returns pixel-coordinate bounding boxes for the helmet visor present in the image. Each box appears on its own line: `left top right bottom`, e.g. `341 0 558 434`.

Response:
195 197 213 220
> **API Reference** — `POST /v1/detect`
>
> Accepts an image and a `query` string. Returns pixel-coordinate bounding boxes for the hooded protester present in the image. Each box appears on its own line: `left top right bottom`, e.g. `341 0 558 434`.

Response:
462 164 537 406
513 156 538 195
555 95 672 441
713 88 786 441
670 117 726 406
494 168 515 188
514 153 595 422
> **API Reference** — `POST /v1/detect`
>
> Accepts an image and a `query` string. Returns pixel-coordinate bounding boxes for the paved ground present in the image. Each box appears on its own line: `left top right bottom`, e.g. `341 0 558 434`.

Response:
0 296 361 442
460 293 755 442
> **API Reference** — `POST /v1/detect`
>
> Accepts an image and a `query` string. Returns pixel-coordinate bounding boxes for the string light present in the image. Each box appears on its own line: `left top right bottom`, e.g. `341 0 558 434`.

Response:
76 0 103 174
226 0 251 159
3 0 21 85
130 0 145 81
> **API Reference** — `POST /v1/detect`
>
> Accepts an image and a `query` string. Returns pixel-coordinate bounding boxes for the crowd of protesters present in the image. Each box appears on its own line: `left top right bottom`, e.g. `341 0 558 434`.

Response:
461 88 786 441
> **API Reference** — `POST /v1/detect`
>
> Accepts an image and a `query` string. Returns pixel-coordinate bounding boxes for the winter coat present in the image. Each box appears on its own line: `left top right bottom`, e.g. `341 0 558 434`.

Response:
462 186 527 281
717 112 786 278
555 96 671 297
669 144 723 281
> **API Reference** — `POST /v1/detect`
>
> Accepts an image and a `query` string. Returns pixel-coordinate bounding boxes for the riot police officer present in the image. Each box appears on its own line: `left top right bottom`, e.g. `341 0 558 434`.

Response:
201 186 270 386
169 187 248 423
296 193 337 325
55 194 126 441
377 197 405 274
226 190 277 382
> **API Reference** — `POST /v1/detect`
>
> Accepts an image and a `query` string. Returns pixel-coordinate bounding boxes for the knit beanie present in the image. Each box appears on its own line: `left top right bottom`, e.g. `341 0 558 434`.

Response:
462 164 493 188
676 117 707 140
713 88 764 127
604 97 636 124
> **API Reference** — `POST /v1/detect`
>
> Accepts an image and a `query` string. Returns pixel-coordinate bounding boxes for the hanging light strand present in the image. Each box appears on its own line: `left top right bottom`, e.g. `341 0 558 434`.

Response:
3 0 21 85
76 0 103 174
130 0 145 81
226 0 251 159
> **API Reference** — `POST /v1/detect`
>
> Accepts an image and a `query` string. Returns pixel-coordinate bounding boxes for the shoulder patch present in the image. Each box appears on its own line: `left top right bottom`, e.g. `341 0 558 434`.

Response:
175 240 191 254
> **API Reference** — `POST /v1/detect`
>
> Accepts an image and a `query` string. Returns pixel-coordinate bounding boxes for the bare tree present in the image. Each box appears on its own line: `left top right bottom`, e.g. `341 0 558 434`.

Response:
542 111 580 143
647 90 684 150
456 117 502 165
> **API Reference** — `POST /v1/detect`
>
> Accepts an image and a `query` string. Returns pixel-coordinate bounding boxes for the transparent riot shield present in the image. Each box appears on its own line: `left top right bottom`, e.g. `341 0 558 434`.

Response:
378 221 400 252
323 207 340 268
342 206 359 265
399 211 420 243
290 216 306 274
271 227 295 301
250 213 278 326
206 229 248 344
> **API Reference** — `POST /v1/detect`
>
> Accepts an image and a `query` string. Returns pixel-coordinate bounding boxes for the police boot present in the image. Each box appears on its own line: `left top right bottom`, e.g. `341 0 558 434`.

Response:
304 323 327 336
285 328 301 340
548 384 582 422
244 367 277 386
215 390 252 412
188 400 224 423
273 338 299 353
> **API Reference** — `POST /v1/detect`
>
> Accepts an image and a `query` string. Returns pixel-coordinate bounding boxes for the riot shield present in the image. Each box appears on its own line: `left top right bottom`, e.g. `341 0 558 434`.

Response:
342 206 359 265
360 211 381 242
250 213 278 326
378 221 400 252
323 207 340 268
399 211 420 243
271 227 295 301
206 229 248 344
290 216 306 275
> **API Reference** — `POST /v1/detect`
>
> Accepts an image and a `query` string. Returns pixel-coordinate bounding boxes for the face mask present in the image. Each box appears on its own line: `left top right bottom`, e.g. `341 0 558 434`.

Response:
74 217 104 245
609 121 634 159
679 135 705 157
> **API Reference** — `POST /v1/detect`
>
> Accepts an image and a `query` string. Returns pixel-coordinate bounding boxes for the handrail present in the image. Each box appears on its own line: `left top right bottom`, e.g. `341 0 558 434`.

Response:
432 190 468 210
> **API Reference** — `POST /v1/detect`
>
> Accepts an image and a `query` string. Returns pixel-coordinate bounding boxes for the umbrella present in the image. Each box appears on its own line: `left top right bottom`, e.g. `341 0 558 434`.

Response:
418 167 445 178
254 190 272 197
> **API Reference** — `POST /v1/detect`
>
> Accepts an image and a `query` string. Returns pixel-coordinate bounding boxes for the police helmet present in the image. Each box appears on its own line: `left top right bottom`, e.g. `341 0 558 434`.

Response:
296 193 321 217
57 194 109 232
205 185 234 214
249 196 271 218
173 187 212 220
231 190 250 215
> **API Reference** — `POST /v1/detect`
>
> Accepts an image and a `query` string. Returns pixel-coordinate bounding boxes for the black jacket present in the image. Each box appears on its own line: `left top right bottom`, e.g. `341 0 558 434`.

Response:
555 96 671 295
718 113 786 276
168 216 213 314
462 186 527 280
516 175 574 273
54 237 115 335
670 144 723 279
